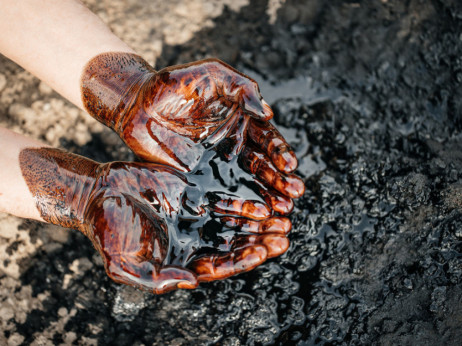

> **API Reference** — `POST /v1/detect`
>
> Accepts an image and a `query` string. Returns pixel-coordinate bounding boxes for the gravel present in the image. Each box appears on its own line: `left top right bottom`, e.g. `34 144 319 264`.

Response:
1 0 462 344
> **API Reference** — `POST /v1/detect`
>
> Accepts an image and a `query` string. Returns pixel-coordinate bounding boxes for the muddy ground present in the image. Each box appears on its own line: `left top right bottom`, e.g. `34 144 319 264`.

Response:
1 0 462 345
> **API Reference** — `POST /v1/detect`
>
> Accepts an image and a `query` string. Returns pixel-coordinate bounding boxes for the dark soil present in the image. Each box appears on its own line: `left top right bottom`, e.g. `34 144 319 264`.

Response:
14 0 462 344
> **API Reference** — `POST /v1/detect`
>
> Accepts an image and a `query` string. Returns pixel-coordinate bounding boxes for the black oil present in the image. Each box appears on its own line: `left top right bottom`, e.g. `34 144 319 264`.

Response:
17 0 462 344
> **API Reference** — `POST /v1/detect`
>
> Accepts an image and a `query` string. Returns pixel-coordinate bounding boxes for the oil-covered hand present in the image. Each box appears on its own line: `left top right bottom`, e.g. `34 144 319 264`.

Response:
81 53 304 202
19 148 290 293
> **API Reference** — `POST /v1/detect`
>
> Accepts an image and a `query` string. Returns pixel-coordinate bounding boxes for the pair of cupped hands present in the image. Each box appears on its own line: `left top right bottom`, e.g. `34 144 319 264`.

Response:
34 53 304 293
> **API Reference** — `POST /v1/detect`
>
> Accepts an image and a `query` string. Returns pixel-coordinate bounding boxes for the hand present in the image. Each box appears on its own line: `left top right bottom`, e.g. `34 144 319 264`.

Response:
81 53 305 204
20 148 291 293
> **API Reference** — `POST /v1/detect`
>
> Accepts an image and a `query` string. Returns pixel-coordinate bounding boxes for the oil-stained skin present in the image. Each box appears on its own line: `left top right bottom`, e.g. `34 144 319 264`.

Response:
19 148 292 294
81 52 305 201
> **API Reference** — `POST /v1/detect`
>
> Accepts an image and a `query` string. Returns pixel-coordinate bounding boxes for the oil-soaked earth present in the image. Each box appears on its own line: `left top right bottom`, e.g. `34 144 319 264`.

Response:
9 0 462 344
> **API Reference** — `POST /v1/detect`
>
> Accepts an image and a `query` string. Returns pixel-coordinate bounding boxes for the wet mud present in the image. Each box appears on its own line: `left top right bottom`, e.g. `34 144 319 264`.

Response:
5 0 462 344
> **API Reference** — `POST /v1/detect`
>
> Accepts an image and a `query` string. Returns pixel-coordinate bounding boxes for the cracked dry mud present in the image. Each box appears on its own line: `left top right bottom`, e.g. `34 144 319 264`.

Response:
1 0 462 345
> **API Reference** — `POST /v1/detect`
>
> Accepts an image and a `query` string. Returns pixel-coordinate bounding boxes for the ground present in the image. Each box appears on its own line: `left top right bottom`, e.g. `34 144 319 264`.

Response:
1 0 462 345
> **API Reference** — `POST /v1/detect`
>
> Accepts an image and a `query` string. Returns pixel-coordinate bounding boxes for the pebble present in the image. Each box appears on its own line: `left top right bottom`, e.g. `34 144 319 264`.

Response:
63 332 77 344
0 306 15 321
58 307 68 317
7 333 24 346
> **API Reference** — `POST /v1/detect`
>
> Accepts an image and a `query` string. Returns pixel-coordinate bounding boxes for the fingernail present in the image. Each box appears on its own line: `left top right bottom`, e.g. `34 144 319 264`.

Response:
271 197 294 215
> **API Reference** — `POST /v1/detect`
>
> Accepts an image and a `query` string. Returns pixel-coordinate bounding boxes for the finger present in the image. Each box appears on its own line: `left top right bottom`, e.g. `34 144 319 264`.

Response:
190 245 268 282
233 233 290 258
257 185 294 215
248 119 298 173
107 259 198 294
241 146 305 198
204 232 289 259
153 266 199 294
221 216 292 234
208 192 272 220
241 91 274 121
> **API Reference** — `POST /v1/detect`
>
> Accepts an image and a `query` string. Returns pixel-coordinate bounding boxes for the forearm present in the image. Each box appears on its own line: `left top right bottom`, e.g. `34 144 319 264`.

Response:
0 0 135 110
0 127 47 221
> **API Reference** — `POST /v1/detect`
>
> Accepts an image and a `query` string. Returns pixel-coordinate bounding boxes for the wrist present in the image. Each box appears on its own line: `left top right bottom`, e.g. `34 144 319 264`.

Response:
19 148 99 230
81 52 156 130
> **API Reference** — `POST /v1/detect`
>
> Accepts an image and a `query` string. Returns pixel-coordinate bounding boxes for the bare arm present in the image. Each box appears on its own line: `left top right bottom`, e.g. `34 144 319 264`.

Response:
0 127 47 221
0 0 135 109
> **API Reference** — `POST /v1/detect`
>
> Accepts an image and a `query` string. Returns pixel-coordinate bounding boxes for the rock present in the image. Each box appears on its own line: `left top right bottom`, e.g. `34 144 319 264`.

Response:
112 285 148 322
42 224 69 244
63 332 77 344
0 305 14 322
7 333 24 346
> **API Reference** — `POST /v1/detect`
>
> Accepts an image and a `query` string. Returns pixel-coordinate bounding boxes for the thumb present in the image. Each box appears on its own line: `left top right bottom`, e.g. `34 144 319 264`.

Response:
241 89 274 121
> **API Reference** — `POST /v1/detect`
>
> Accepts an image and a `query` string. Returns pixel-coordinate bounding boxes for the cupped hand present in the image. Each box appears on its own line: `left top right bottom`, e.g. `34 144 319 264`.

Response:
20 148 291 294
81 53 305 202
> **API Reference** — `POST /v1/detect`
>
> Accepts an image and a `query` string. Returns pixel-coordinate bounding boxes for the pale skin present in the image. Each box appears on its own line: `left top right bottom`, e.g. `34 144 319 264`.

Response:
0 128 45 221
0 0 135 220
0 0 135 109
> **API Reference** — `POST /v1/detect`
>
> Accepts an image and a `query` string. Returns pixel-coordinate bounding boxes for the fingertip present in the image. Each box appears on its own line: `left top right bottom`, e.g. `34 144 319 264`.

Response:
155 266 198 293
271 196 294 215
244 98 273 121
177 280 198 289
153 277 198 294
260 100 274 121
272 150 298 173
260 234 289 258
276 174 305 199
287 176 305 198
262 217 292 234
